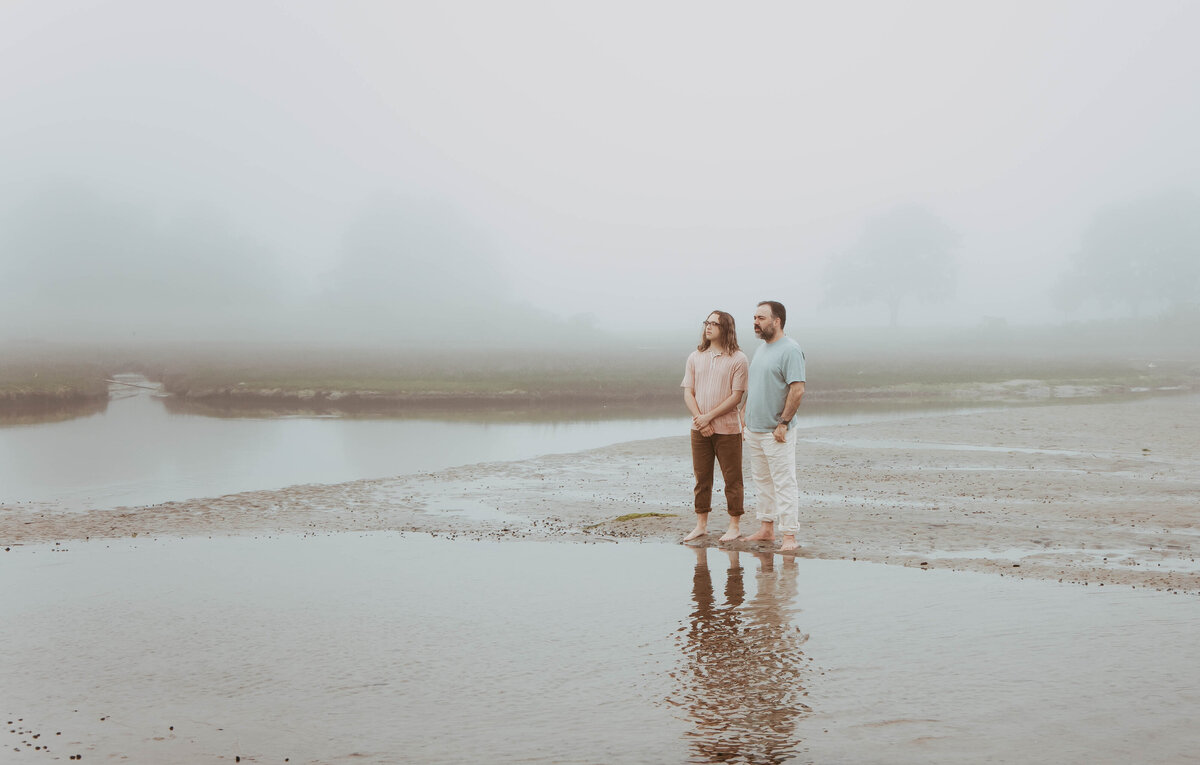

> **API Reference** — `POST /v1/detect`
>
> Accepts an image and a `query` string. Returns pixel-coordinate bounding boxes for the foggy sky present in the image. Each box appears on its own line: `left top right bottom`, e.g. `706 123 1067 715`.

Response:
2 0 1198 344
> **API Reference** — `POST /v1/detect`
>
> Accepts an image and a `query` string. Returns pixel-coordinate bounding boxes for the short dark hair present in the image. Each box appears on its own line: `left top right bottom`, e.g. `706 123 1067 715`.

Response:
757 300 786 329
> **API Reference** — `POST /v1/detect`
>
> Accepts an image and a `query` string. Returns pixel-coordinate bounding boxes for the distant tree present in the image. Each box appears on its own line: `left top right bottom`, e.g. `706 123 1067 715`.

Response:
318 194 506 337
1055 191 1200 317
0 184 295 341
317 193 573 347
824 204 959 327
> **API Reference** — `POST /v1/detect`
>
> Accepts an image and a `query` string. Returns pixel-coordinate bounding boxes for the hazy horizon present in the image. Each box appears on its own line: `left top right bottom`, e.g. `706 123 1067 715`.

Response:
3 1 1198 345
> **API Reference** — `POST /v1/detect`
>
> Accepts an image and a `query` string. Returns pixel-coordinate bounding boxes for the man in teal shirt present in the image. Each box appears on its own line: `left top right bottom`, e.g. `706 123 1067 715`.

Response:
742 300 806 551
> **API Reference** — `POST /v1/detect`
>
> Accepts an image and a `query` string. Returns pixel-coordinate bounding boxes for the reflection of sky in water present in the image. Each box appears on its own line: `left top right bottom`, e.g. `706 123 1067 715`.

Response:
5 536 1199 763
0 388 687 509
0 385 993 510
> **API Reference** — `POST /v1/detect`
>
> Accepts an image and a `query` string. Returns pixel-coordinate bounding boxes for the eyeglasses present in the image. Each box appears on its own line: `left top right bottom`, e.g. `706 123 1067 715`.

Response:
702 321 721 328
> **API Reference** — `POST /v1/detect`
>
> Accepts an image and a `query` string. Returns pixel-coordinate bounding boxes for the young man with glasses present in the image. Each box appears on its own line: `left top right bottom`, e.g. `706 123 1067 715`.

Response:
681 310 749 543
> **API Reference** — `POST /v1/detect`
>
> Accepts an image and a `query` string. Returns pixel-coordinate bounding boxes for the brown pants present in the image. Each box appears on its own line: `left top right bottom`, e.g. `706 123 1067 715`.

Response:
690 430 744 516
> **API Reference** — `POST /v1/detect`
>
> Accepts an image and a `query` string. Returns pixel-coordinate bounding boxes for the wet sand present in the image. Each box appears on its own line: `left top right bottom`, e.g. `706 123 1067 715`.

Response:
4 393 1198 596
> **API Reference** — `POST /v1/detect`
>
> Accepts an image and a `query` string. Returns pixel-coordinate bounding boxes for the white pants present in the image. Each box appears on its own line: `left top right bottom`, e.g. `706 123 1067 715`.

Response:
745 429 799 535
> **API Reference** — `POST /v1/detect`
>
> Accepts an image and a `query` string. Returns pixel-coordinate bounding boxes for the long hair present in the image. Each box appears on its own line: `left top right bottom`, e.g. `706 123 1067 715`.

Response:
697 310 740 354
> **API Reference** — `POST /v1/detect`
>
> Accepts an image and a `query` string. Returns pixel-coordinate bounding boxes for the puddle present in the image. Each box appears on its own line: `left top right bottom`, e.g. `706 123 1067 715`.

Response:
878 545 1200 576
2 535 1198 763
920 547 1034 562
801 436 1096 458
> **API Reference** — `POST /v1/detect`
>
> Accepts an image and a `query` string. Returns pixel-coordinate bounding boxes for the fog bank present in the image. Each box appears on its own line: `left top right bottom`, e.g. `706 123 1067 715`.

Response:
2 1 1198 345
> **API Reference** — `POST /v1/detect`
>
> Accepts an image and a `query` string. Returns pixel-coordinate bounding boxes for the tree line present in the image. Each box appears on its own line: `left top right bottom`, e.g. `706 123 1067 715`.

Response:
824 190 1199 326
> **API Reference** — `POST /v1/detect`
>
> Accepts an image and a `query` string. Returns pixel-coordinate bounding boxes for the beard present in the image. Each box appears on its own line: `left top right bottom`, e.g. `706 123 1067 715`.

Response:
755 324 777 341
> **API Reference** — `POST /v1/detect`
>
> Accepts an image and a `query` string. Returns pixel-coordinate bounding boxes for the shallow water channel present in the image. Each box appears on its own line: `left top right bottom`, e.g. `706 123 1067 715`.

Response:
0 380 984 511
4 533 1197 763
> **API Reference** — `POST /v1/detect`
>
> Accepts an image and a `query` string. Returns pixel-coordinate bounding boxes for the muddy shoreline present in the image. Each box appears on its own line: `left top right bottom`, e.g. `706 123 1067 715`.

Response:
4 393 1197 596
0 396 108 425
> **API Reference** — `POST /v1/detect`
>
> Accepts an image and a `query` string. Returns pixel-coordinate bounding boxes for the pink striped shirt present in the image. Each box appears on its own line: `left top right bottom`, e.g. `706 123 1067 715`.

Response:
681 348 749 434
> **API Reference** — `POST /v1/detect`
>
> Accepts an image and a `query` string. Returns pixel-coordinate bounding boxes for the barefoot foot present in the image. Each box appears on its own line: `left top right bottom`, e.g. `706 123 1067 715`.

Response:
741 524 775 542
779 534 800 552
683 525 709 542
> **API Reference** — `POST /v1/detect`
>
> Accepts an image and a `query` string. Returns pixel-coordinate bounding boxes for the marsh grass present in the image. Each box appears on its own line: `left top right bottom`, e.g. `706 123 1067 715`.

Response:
2 319 1197 414
155 350 679 396
153 346 1198 410
0 359 109 398
161 395 683 422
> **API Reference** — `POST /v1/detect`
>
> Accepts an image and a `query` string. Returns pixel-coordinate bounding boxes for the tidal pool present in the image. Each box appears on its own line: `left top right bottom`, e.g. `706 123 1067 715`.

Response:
3 534 1197 763
0 382 990 512
0 386 687 511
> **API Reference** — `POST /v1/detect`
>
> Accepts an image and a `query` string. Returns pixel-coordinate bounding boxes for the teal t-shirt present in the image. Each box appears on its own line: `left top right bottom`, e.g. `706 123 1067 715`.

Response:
745 336 806 432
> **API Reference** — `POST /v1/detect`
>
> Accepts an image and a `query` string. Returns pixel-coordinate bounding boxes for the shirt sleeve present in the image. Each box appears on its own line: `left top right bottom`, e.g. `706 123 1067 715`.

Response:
681 352 696 388
783 346 806 384
732 353 748 392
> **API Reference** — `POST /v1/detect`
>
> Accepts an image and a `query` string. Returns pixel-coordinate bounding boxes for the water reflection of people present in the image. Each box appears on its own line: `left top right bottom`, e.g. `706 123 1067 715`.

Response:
668 548 810 764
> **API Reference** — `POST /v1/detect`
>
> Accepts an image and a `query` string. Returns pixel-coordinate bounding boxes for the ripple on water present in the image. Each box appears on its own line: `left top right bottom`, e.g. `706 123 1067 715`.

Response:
666 548 813 763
